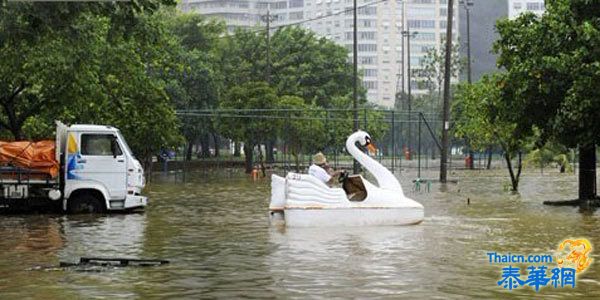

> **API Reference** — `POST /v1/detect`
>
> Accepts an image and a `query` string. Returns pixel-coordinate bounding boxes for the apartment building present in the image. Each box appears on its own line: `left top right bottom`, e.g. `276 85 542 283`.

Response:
508 0 545 19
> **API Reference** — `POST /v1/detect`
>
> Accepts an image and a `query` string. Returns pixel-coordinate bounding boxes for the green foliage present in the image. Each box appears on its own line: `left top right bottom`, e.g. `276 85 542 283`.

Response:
493 0 600 195
554 154 574 173
452 75 522 152
218 29 267 90
0 1 182 164
270 27 360 107
214 26 382 163
453 74 527 190
526 148 554 170
420 37 464 97
218 81 279 146
525 141 574 173
219 26 363 107
362 104 390 144
162 9 225 151
276 96 326 155
0 1 382 171
493 0 600 148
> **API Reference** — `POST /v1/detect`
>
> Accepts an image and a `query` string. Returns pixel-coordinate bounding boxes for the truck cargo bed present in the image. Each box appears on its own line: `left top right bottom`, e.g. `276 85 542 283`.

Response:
0 166 57 185
0 140 59 179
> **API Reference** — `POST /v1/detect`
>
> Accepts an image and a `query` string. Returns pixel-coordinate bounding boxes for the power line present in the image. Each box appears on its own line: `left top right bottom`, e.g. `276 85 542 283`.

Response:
219 0 389 37
271 0 389 30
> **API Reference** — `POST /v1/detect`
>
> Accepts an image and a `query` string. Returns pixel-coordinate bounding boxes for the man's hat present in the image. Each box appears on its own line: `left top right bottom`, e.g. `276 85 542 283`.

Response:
313 152 327 165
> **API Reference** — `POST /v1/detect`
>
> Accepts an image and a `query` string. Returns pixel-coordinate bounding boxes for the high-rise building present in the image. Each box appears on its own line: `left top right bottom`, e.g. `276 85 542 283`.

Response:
179 0 459 109
178 0 275 31
508 0 545 19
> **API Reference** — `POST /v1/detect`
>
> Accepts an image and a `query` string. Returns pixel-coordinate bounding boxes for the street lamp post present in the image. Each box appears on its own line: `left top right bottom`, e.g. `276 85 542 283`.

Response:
401 28 405 101
402 28 418 158
460 0 474 84
460 0 474 169
353 0 359 174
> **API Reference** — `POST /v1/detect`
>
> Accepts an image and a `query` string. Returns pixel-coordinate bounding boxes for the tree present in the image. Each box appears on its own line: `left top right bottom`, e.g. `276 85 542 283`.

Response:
453 75 528 191
218 82 279 173
218 29 267 92
270 26 357 107
494 0 600 201
216 26 365 166
0 2 183 169
276 96 327 171
218 26 362 107
525 140 574 174
163 10 225 160
420 37 464 109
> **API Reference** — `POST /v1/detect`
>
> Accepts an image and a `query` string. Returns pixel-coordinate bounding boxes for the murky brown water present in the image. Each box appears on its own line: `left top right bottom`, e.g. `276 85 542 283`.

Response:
1 169 600 299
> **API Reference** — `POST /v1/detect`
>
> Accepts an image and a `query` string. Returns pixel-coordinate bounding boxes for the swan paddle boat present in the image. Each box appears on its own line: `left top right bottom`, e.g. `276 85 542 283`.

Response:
269 131 424 227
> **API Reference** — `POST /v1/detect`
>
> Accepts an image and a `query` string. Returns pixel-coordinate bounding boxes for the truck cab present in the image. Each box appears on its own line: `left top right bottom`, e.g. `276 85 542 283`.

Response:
58 122 147 213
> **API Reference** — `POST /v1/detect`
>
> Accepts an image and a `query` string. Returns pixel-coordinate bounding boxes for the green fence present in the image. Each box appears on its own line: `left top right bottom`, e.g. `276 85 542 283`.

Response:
156 108 490 179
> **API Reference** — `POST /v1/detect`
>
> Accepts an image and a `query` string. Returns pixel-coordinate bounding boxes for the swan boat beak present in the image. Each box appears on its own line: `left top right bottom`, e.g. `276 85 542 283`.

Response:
366 143 377 155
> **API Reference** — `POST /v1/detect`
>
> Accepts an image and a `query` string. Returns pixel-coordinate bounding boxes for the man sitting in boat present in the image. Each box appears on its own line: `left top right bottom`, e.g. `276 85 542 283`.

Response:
308 152 344 187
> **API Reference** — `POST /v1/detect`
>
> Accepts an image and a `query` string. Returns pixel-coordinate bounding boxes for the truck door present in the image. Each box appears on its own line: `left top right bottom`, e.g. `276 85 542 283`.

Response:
77 133 127 199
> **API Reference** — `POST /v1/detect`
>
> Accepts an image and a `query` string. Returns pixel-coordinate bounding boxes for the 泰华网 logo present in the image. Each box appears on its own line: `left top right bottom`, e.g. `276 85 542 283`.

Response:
487 238 593 292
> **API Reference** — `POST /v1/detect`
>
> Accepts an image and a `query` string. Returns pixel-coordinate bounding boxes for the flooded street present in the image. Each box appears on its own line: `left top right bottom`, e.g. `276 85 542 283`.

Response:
1 169 600 299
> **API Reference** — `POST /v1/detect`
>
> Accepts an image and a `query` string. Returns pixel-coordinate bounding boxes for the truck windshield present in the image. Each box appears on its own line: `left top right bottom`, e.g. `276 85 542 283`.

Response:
117 131 135 158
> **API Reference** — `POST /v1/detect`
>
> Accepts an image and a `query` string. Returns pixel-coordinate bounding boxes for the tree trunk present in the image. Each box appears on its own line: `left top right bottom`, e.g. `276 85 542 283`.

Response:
200 134 210 158
142 152 153 184
516 151 522 184
467 139 474 169
234 141 241 157
243 143 254 173
1 83 27 140
266 140 275 163
185 142 193 161
10 127 23 140
578 144 596 200
212 133 220 157
504 151 520 191
486 147 493 170
258 144 266 177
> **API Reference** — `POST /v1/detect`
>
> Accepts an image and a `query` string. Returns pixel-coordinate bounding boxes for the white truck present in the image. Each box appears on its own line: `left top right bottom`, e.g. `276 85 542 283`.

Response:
0 121 147 213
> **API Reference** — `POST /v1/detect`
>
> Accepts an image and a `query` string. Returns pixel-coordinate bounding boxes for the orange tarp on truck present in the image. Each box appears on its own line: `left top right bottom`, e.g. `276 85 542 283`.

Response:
0 140 59 178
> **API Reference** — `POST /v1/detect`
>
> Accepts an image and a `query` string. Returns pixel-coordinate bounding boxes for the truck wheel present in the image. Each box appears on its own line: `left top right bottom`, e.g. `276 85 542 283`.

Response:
68 193 106 214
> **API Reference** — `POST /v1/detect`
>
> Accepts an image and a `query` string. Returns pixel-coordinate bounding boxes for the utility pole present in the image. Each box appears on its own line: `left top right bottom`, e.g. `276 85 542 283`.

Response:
399 0 406 154
261 9 276 84
261 8 277 164
353 0 359 174
440 0 454 183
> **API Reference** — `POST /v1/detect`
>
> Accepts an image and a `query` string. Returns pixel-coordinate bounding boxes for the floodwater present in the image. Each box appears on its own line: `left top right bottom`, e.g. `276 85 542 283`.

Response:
1 169 600 299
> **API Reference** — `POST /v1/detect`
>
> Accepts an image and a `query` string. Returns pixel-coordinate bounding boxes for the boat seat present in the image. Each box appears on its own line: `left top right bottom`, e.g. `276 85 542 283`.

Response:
343 175 367 202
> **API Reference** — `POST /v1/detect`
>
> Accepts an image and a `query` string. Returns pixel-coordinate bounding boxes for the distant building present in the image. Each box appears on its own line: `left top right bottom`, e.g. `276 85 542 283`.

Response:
458 0 507 82
178 0 459 109
508 0 545 19
178 0 275 31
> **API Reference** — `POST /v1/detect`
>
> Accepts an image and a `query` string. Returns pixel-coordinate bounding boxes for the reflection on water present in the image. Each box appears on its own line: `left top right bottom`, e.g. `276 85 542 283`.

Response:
0 169 600 298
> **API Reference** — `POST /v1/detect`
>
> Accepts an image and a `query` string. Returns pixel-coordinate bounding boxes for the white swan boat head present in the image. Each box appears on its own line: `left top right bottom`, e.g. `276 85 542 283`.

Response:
270 130 424 227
